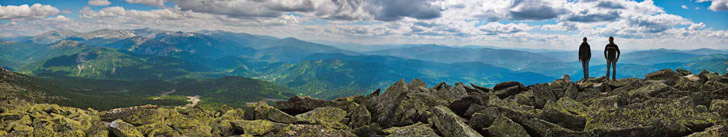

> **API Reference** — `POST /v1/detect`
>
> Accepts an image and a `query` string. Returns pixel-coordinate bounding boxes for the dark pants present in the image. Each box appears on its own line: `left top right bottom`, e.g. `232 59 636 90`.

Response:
581 59 589 81
606 59 617 81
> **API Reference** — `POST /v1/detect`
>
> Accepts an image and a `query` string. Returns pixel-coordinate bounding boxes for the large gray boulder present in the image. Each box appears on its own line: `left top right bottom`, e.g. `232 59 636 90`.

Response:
382 122 439 137
487 115 530 137
429 105 483 137
108 119 143 137
645 69 683 85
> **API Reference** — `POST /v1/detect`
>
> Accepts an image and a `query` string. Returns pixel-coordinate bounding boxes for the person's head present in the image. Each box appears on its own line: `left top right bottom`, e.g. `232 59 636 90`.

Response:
609 36 614 43
583 37 587 42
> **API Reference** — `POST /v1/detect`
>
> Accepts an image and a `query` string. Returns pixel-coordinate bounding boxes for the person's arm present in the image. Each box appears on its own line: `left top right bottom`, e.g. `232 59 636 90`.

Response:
604 46 608 59
616 45 621 61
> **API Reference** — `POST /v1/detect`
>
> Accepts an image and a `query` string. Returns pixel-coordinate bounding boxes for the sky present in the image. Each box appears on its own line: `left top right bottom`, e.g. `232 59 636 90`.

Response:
0 0 726 50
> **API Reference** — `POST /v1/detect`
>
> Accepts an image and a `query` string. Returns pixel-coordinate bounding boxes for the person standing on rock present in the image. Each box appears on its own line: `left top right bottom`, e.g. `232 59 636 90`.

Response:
579 37 591 82
604 36 621 81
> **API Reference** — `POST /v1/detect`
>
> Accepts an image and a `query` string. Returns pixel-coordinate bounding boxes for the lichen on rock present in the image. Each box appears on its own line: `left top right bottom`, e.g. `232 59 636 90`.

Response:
108 119 143 137
382 122 438 137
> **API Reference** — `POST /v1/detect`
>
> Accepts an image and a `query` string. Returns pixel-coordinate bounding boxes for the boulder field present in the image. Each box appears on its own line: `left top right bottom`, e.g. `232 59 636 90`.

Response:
1 68 728 137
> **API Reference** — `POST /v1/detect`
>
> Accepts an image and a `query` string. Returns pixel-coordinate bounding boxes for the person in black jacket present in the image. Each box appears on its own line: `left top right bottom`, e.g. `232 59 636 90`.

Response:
604 36 621 81
579 37 591 81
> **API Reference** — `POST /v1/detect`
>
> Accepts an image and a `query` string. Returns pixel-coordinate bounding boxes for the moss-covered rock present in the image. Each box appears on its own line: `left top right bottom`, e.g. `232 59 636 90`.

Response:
277 124 356 137
347 103 371 129
531 83 557 109
585 97 718 137
101 107 162 126
86 122 109 137
539 98 587 131
295 107 348 129
685 124 728 137
108 119 143 137
429 105 483 137
230 120 288 135
495 86 522 99
220 108 245 120
645 69 683 85
245 101 297 124
136 122 179 137
494 106 588 137
382 122 438 137
676 68 692 76
710 99 728 117
353 123 383 137
369 79 448 128
275 96 355 115
448 96 482 117
468 107 500 132
487 115 530 137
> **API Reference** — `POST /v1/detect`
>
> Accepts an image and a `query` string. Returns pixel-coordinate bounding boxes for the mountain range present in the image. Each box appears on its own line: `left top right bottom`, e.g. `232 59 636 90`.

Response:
0 28 726 110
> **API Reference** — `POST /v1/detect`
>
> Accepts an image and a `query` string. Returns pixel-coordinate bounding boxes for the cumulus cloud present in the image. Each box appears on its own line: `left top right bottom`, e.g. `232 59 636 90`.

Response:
309 0 373 20
697 0 728 11
0 4 59 20
88 0 112 6
173 0 441 21
541 22 578 31
175 0 315 18
549 0 696 37
48 15 72 22
626 14 692 33
595 1 625 9
681 5 688 9
372 0 442 21
561 9 620 22
508 0 569 20
125 0 166 7
1 0 726 50
689 22 706 30
478 22 534 35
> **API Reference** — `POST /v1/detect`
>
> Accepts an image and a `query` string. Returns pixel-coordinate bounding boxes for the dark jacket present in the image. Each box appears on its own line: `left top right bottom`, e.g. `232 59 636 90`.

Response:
604 43 620 60
579 42 591 60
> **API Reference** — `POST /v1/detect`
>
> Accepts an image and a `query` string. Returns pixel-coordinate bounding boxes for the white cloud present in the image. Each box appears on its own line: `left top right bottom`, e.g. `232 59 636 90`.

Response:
689 22 706 30
682 5 688 9
125 0 166 7
48 15 72 22
79 6 192 20
697 0 728 11
88 0 112 6
541 22 578 31
0 0 726 50
477 22 534 35
0 4 59 20
508 0 569 20
172 0 442 21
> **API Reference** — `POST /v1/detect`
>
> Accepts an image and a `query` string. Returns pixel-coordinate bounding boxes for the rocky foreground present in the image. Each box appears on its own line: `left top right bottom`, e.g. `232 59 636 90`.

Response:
1 68 728 137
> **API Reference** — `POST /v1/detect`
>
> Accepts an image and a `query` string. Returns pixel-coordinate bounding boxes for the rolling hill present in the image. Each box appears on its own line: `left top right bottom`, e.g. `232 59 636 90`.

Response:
31 47 202 80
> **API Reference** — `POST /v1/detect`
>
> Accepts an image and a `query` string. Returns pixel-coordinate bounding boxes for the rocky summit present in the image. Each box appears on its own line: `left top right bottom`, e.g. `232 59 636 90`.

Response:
1 68 728 137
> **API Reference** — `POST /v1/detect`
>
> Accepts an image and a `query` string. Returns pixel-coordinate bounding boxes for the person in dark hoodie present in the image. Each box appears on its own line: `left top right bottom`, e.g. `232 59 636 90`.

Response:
579 37 591 81
604 36 621 81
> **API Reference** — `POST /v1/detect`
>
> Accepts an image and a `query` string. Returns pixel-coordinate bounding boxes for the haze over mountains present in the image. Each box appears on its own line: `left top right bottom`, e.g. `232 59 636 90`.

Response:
1 28 727 108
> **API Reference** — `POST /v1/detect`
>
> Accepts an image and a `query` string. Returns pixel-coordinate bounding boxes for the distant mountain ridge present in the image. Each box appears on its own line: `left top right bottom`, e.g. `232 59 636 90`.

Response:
367 44 562 70
3 28 727 100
